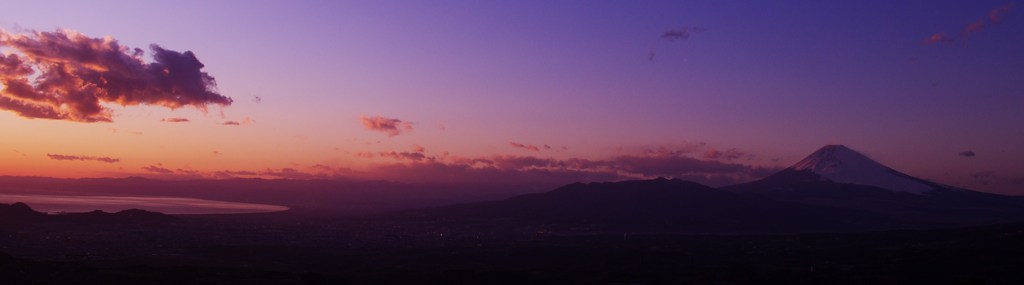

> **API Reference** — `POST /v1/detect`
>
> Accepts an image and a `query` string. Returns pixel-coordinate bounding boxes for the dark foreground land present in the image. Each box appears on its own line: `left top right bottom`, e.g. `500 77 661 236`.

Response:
2 209 1024 285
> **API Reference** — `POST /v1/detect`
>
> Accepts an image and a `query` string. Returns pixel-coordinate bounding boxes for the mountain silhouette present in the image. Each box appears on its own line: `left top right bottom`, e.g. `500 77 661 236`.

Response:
724 145 1024 227
0 202 179 228
402 177 891 233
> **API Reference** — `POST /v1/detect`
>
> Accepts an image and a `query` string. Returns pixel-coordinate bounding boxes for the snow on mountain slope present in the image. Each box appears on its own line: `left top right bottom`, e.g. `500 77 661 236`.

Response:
790 145 935 194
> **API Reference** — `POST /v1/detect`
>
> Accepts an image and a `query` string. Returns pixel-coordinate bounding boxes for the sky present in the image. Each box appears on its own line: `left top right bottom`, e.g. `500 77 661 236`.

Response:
0 0 1022 194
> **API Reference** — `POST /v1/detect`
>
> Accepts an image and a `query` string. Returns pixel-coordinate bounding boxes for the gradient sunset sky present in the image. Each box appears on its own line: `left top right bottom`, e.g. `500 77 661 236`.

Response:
1 1 1022 194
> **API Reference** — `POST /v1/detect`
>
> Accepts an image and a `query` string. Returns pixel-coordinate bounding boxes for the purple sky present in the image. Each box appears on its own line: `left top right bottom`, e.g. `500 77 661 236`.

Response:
0 1 1022 193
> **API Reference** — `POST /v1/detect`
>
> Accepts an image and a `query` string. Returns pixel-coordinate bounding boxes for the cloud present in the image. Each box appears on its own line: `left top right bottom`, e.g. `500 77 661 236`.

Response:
926 4 1015 46
922 32 955 45
161 117 190 123
508 141 543 152
703 148 747 160
222 117 252 126
0 28 232 122
361 144 778 187
958 150 977 157
649 26 707 61
660 26 706 41
142 164 174 174
378 151 430 162
960 20 986 39
989 4 1014 23
360 115 413 137
46 153 120 163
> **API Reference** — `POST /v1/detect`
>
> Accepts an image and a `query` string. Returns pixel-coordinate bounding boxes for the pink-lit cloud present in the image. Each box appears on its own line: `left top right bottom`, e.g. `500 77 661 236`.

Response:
46 153 120 163
926 4 1014 46
412 144 426 153
989 4 1014 23
922 32 955 45
0 28 232 122
360 115 413 137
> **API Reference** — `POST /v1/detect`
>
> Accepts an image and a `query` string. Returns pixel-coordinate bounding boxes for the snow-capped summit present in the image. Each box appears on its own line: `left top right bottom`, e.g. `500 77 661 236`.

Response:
788 145 935 194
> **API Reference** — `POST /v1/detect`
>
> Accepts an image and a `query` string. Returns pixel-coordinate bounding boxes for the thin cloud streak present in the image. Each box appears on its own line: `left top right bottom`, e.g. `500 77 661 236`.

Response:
46 153 120 163
161 117 190 123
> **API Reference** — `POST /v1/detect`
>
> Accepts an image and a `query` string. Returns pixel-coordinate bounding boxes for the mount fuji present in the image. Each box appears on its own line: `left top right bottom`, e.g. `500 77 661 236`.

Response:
773 144 957 194
724 145 1024 227
398 144 1023 233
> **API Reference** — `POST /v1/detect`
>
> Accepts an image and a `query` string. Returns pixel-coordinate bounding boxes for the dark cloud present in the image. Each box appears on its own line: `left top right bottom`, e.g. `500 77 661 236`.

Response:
360 115 413 137
259 168 318 179
46 153 120 163
221 117 252 126
212 170 259 178
661 26 706 41
378 151 430 162
175 168 202 176
161 117 190 123
508 141 543 152
958 150 977 157
0 29 232 122
703 148 747 160
142 164 174 174
649 26 706 61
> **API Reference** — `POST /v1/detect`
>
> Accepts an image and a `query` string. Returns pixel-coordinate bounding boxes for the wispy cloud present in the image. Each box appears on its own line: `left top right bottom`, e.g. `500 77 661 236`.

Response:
703 148 748 160
142 164 174 174
989 4 1014 23
222 117 252 126
925 4 1015 46
161 117 190 123
922 32 955 45
508 141 549 152
660 26 707 41
378 151 430 162
46 153 120 163
360 115 413 137
412 144 426 153
650 26 707 61
0 28 232 122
